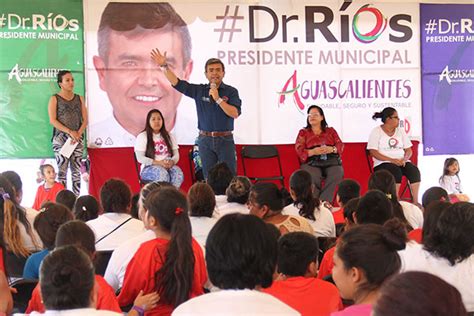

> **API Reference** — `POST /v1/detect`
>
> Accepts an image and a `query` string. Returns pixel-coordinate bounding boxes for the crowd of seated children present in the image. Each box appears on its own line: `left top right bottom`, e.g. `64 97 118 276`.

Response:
284 170 336 237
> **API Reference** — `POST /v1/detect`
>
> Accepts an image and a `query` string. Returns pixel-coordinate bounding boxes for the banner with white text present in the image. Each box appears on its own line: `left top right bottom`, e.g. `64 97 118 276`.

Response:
0 0 85 158
83 1 421 147
421 4 474 155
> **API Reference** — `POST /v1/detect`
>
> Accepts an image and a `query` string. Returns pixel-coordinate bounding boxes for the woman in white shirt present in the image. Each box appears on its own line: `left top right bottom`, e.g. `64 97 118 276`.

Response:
215 176 251 218
187 182 218 248
134 109 183 187
367 107 421 205
284 170 336 237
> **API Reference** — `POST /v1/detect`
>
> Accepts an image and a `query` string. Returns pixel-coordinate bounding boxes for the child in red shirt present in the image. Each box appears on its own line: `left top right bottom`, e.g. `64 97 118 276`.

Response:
264 232 342 316
118 187 207 315
32 164 64 210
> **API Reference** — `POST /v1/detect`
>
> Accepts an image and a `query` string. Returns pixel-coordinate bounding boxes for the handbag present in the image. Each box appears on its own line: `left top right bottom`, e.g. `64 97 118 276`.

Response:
307 153 342 168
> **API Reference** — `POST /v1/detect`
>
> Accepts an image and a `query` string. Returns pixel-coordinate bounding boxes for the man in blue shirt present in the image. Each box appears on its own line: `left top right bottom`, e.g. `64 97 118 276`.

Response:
151 49 241 178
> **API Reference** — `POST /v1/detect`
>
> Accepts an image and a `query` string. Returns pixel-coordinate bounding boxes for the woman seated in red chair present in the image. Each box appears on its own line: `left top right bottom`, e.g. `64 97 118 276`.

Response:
295 105 344 202
367 107 421 205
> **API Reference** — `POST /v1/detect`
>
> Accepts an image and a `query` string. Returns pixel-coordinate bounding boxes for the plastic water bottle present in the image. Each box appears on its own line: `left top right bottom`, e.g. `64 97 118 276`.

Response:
320 143 327 160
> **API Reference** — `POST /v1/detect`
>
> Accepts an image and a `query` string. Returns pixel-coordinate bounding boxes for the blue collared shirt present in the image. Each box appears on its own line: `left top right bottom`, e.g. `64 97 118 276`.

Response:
174 79 242 132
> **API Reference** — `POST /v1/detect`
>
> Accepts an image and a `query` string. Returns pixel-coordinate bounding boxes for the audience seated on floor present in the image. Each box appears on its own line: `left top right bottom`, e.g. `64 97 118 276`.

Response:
263 232 342 315
173 213 299 315
86 178 144 251
284 170 336 237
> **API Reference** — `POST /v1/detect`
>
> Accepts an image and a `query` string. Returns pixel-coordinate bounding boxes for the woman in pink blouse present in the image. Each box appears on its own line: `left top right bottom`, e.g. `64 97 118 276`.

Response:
295 105 344 202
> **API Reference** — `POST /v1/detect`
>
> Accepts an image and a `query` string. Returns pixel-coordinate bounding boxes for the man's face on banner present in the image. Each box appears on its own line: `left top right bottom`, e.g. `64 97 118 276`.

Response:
94 28 192 136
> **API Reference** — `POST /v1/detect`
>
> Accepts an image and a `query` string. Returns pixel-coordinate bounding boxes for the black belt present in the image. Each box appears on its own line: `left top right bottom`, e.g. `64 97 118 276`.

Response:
199 130 233 137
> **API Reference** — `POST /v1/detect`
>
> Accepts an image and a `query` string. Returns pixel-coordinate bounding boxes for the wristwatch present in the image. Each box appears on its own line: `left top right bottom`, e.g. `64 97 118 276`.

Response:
216 97 224 105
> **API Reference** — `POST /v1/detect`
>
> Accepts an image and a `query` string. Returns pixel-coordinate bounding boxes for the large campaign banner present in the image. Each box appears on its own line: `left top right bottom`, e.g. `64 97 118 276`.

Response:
421 4 474 155
0 0 85 158
84 0 421 147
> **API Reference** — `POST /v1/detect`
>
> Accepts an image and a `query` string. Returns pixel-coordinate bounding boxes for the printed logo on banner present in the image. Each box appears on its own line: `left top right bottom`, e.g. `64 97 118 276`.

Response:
7 64 60 84
277 70 413 114
438 65 474 85
215 2 415 67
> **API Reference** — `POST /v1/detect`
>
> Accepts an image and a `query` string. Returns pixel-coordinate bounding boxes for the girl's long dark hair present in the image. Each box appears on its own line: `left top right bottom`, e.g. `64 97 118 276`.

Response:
0 175 39 257
305 105 328 131
144 109 173 160
144 187 194 307
289 170 320 221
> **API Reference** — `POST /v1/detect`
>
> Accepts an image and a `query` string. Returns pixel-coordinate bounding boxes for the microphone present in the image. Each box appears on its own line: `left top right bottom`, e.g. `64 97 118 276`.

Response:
209 82 216 102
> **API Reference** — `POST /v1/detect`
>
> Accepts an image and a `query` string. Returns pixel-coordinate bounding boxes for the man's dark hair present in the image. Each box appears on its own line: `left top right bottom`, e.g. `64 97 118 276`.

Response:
207 162 233 195
97 2 191 66
40 245 94 310
100 178 131 213
206 214 278 289
277 232 319 277
337 179 361 205
205 58 225 72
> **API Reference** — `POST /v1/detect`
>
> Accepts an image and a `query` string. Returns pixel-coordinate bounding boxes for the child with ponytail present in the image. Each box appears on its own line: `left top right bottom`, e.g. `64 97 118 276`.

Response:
118 187 207 315
331 221 406 315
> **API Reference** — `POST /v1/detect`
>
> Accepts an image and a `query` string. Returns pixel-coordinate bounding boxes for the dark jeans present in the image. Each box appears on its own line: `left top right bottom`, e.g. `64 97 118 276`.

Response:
197 134 236 179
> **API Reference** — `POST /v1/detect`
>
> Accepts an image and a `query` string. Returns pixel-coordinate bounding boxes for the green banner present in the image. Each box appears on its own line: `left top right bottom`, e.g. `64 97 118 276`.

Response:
0 0 84 158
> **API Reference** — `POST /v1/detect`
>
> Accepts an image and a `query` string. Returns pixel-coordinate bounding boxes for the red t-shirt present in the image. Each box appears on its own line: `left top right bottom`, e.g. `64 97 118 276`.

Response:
318 246 336 280
26 275 120 313
408 228 423 244
263 276 342 316
32 182 65 210
118 237 208 315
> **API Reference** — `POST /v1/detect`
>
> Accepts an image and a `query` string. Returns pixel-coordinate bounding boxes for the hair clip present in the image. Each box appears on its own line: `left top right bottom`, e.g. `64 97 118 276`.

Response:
0 187 10 200
39 207 46 213
386 193 392 199
82 206 87 212
175 207 183 215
